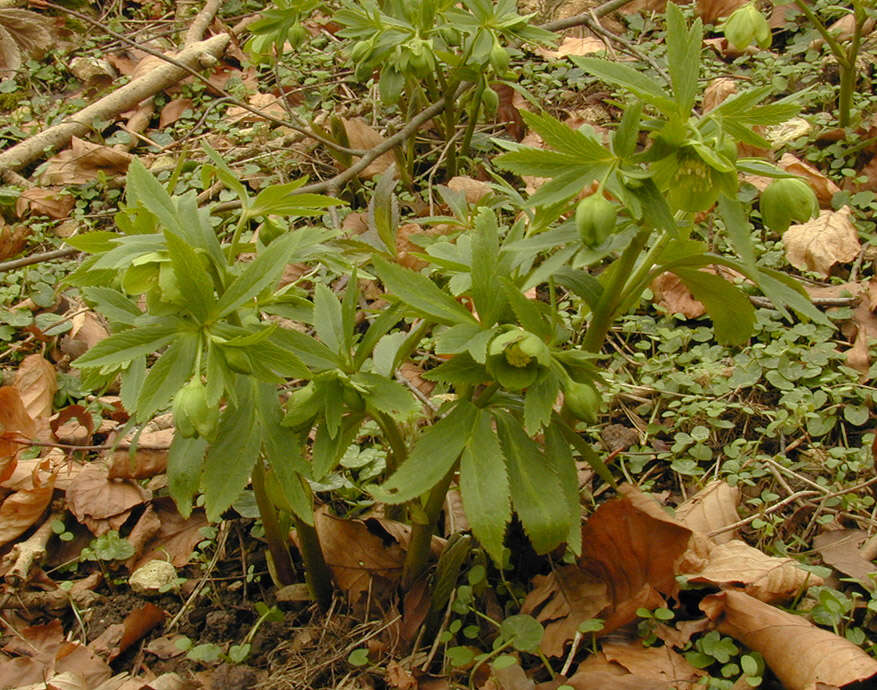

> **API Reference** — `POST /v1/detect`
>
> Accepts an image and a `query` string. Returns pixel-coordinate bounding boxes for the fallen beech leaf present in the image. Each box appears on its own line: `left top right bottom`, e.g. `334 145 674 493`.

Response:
521 565 610 657
810 13 876 49
601 642 704 687
813 529 877 591
782 206 861 277
650 272 705 318
685 539 819 602
225 92 287 123
0 385 35 462
675 480 740 544
0 473 55 546
123 503 162 569
89 602 165 661
159 97 194 128
701 590 877 689
66 464 151 535
568 653 675 690
697 0 749 23
779 153 841 206
15 354 57 441
51 405 94 446
304 506 404 605
40 137 133 185
702 77 737 113
341 117 396 179
533 36 606 59
447 176 492 205
131 498 208 569
15 188 75 220
60 311 109 359
0 221 29 260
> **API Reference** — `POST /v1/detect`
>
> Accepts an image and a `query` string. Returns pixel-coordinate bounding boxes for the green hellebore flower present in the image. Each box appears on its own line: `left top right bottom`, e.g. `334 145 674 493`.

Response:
173 377 219 440
724 3 771 50
759 178 819 233
486 328 552 391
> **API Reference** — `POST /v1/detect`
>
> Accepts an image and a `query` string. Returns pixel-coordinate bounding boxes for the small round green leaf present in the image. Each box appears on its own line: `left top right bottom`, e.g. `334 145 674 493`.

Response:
499 614 544 653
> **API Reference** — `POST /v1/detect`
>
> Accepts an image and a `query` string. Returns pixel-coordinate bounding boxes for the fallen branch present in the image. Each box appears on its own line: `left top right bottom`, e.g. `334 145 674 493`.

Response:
0 33 230 174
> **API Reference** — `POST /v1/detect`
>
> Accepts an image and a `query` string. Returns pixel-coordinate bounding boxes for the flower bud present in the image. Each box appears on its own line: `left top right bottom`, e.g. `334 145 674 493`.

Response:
173 378 219 439
575 194 618 247
759 178 818 232
489 42 510 72
563 380 602 424
724 3 771 50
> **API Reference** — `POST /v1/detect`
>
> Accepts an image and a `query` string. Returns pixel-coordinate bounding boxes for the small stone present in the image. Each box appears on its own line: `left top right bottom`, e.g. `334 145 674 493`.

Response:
129 560 177 596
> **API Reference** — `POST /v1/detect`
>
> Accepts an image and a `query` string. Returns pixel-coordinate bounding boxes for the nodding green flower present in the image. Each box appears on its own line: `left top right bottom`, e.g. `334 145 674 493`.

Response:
563 380 602 424
759 178 819 232
487 328 552 391
575 193 618 247
173 377 219 440
666 145 737 212
723 2 771 50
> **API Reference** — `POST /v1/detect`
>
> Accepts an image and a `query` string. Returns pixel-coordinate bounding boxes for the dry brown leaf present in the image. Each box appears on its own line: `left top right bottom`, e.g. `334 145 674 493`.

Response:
813 529 877 591
89 602 165 661
811 13 876 49
685 539 819 602
702 77 737 113
15 188 75 220
342 117 396 179
779 153 841 207
701 590 877 689
697 0 748 23
122 503 162 570
305 507 405 605
159 98 194 128
51 405 95 446
225 92 287 123
399 361 435 399
619 0 668 14
0 472 54 546
0 386 35 464
847 328 871 374
66 464 151 535
0 9 52 60
782 206 861 277
650 272 706 318
568 653 675 690
675 480 740 544
0 23 22 75
14 354 56 441
521 565 610 657
131 498 208 570
602 642 704 688
60 311 109 360
0 221 29 261
533 36 606 59
41 137 133 185
447 176 492 204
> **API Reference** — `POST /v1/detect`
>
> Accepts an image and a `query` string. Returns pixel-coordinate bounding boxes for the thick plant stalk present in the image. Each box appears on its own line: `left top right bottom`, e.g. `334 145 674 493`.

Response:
251 460 297 587
292 516 334 610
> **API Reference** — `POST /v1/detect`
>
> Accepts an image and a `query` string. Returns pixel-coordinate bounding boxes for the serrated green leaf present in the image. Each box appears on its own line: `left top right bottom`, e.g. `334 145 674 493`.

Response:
375 401 478 504
167 434 208 518
248 182 344 219
355 372 420 420
163 230 214 323
136 331 199 421
421 353 489 386
311 413 364 480
545 426 582 555
460 411 510 565
372 256 477 326
665 2 702 115
64 231 119 253
494 411 571 554
126 159 184 236
270 328 342 371
672 267 754 346
73 323 180 368
716 196 756 271
215 232 303 317
613 101 642 158
523 372 558 435
313 282 344 356
353 303 404 370
519 110 613 163
81 287 142 326
368 166 399 255
470 209 505 327
203 386 262 522
502 278 551 341
571 56 677 114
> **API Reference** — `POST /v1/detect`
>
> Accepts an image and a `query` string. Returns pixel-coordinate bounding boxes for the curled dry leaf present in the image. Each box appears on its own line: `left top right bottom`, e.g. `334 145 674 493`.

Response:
0 472 54 547
60 310 109 359
569 652 676 690
810 13 876 49
0 9 52 75
601 642 704 688
131 498 208 570
779 153 841 207
14 354 56 441
15 188 75 220
341 117 396 179
0 221 30 261
447 176 492 205
684 539 820 602
696 0 750 24
782 206 861 277
651 271 706 319
701 589 877 689
225 92 287 123
533 36 606 59
40 137 133 186
303 506 405 605
675 480 740 544
66 464 151 535
0 386 35 466
702 77 737 113
159 97 194 128
813 529 877 592
50 404 95 446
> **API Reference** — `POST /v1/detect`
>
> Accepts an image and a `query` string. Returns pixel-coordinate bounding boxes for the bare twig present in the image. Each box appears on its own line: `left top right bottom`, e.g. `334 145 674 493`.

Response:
0 247 79 273
184 0 221 45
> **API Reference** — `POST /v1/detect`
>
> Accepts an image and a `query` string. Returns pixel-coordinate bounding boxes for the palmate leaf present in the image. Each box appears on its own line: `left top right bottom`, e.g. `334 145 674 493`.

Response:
664 1 702 115
135 330 199 421
73 321 180 369
125 159 185 238
519 110 612 162
494 411 571 554
544 426 582 555
470 209 505 327
374 401 478 504
313 282 345 355
459 410 510 565
163 230 214 323
167 435 208 518
571 56 677 115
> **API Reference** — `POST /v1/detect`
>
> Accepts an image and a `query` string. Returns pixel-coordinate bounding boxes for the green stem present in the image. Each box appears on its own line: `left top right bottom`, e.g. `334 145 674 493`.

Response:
793 0 851 68
251 460 296 586
292 514 334 611
401 463 458 590
374 411 409 521
614 229 672 315
459 80 485 161
580 228 651 353
227 211 249 261
837 1 865 128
